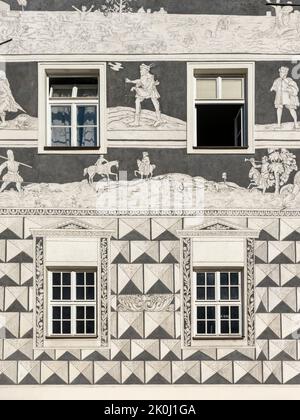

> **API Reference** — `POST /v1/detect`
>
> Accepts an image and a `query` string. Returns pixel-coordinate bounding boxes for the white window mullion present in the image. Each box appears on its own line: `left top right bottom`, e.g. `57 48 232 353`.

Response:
71 104 77 147
217 77 222 100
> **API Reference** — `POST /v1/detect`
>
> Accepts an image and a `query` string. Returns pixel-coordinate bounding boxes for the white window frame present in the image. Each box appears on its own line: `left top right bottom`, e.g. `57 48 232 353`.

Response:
38 63 107 155
187 62 255 155
47 270 97 338
193 270 243 339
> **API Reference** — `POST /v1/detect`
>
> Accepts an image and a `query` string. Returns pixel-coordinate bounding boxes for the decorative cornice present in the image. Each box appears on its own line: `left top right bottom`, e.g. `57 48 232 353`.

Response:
177 219 260 238
118 295 175 312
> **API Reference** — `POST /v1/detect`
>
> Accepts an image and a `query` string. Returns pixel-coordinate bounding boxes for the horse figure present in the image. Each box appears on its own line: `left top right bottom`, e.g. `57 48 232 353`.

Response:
134 159 156 180
84 161 119 184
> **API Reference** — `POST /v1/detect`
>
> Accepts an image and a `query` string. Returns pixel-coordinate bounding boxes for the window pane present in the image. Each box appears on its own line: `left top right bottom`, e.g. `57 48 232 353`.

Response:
220 272 229 286
76 287 85 300
196 79 218 100
221 287 229 300
53 307 61 320
62 287 71 300
53 287 61 300
221 306 229 319
221 321 230 334
76 321 85 335
197 273 205 286
197 307 205 320
51 106 71 126
197 287 205 300
197 321 206 334
231 321 240 334
207 321 216 334
207 307 215 319
231 307 240 319
62 321 71 334
86 321 95 334
86 287 95 300
86 306 95 319
62 273 71 285
86 273 95 286
62 307 71 319
230 273 239 285
76 273 84 286
231 287 240 300
77 127 97 148
207 287 215 301
76 306 85 319
51 127 71 147
77 86 98 98
52 321 61 335
207 273 215 285
51 86 73 98
222 78 244 100
52 273 61 286
77 106 97 126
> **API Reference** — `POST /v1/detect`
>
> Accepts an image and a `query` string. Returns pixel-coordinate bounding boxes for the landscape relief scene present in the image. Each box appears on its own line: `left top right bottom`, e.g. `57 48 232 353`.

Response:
0 149 299 212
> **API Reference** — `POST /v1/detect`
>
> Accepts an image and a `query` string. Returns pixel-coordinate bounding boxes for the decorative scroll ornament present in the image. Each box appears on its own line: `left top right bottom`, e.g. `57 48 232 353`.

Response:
182 238 192 347
100 237 109 346
118 295 174 312
35 238 44 348
247 238 256 346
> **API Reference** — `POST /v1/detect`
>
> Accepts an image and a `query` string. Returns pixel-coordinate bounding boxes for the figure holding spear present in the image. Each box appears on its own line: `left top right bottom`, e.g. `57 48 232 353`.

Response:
0 150 32 193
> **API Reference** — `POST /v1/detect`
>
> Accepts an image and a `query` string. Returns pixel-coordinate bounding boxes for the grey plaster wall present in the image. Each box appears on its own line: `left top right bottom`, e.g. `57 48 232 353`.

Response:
4 0 271 15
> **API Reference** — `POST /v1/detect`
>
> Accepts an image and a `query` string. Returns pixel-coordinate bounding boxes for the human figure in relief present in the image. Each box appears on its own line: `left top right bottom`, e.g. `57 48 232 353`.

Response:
126 64 162 127
0 70 25 128
271 66 299 129
0 150 25 193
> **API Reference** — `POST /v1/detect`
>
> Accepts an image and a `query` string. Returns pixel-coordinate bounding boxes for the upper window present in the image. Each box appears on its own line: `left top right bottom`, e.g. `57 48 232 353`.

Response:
38 63 107 155
49 77 99 149
187 63 255 155
194 270 242 338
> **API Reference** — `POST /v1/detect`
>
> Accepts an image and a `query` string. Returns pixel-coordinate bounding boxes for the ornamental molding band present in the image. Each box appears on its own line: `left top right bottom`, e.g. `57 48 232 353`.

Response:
178 219 261 238
1 10 300 55
182 237 192 348
34 237 45 349
118 295 174 312
31 219 115 238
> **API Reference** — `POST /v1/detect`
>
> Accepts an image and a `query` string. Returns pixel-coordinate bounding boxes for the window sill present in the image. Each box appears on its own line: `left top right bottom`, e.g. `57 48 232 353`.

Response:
188 146 254 155
38 145 107 155
38 337 106 350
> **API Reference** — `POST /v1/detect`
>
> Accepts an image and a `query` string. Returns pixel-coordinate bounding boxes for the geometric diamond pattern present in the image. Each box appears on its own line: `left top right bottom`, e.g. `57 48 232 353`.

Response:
145 312 175 339
269 288 297 313
131 340 159 361
255 265 280 287
0 218 23 240
130 242 159 263
255 241 268 264
234 361 262 384
111 340 130 361
281 265 300 287
269 340 297 361
20 264 33 286
283 362 300 384
0 361 17 384
201 361 233 384
18 361 40 384
248 218 279 241
172 361 201 384
69 362 93 385
119 219 151 241
280 219 300 241
256 314 281 340
282 314 300 339
3 339 33 361
4 287 28 312
111 241 130 264
118 312 144 339
6 240 33 263
160 241 180 263
217 348 255 361
41 362 68 385
268 242 295 264
256 288 268 313
151 218 182 241
144 264 174 294
94 361 121 384
263 361 283 384
145 361 171 384
0 313 19 339
118 265 143 295
122 361 144 384
161 340 182 361
0 264 20 286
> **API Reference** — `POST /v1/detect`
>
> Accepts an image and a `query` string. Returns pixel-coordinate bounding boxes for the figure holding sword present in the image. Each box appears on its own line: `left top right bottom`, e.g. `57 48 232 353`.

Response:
0 150 32 193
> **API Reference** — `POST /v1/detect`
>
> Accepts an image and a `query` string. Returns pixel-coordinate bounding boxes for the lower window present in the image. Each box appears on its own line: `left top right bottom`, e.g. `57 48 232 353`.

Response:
48 270 97 338
194 270 243 339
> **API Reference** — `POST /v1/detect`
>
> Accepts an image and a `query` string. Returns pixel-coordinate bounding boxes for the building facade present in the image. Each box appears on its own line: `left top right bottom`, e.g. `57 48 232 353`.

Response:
0 0 299 386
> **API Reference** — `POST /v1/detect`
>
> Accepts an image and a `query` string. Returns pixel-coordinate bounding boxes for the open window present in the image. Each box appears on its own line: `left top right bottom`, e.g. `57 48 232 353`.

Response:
38 63 107 154
187 63 255 154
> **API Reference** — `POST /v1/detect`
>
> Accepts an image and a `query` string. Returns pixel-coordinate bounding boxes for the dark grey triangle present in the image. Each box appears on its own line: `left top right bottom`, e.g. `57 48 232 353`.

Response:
283 232 300 241
43 374 67 385
121 231 148 241
271 255 295 264
259 231 278 241
21 329 33 339
272 352 295 361
257 328 280 340
112 351 129 361
123 374 143 385
256 351 268 361
83 352 108 361
186 351 215 361
8 252 33 263
161 253 179 264
255 256 268 264
147 280 173 294
0 374 15 385
21 279 33 287
133 351 158 361
96 373 120 385
220 351 253 361
134 254 157 264
35 352 54 361
71 374 92 385
175 373 199 384
162 351 181 361
120 326 142 339
257 278 279 287
155 232 178 241
265 374 281 384
0 328 17 339
271 302 294 313
256 302 268 313
283 278 300 287
19 374 39 385
57 352 79 361
0 275 19 286
286 375 300 384
6 350 31 361
204 373 231 385
0 229 21 240
5 302 27 312
112 254 129 263
147 326 173 339
148 373 170 384
119 280 143 295
236 374 261 385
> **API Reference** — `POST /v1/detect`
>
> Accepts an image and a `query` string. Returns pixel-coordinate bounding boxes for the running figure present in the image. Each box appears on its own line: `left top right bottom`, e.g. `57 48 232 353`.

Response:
126 64 162 127
0 150 32 193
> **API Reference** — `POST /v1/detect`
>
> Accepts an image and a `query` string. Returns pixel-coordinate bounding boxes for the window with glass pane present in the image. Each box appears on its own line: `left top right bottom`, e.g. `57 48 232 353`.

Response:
49 271 97 337
194 74 246 149
48 76 99 148
194 270 242 338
